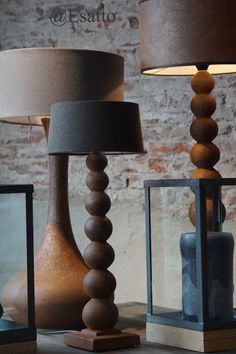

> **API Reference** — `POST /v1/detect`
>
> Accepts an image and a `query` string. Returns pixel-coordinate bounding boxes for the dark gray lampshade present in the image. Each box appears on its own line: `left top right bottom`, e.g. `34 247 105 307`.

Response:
48 101 144 155
139 0 236 75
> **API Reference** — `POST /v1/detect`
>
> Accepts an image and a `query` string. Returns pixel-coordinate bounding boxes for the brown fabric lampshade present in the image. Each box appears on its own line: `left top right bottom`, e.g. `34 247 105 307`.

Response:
48 101 144 155
0 48 124 124
139 0 236 75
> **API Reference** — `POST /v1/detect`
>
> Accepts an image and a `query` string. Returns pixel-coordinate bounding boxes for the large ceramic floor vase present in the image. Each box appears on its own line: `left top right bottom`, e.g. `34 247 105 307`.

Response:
2 120 89 329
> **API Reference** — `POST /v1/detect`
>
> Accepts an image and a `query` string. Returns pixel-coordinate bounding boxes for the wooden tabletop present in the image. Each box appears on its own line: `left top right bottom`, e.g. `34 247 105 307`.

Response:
36 303 236 354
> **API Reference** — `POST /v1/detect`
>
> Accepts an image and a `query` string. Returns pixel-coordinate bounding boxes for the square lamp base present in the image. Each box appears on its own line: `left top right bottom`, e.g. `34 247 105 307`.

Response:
64 329 140 352
0 341 37 354
147 322 236 352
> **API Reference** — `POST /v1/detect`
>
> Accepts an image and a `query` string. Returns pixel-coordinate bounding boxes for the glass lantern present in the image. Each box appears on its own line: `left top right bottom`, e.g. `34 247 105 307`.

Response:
144 178 236 352
0 184 36 352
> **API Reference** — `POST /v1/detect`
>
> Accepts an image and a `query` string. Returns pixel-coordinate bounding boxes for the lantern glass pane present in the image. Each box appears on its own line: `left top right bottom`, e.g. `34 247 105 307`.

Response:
150 186 194 316
221 185 236 315
0 193 28 329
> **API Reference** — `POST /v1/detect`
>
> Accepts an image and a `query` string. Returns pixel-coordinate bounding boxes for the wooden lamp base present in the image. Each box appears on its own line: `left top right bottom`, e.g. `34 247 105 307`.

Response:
63 152 140 352
64 329 140 352
147 322 236 352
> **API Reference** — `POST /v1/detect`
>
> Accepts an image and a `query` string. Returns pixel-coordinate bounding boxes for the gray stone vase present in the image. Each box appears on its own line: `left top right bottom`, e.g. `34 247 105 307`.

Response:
180 232 234 321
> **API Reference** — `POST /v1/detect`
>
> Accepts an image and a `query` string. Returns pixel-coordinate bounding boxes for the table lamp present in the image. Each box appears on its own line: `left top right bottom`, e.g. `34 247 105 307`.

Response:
0 48 124 329
139 0 236 229
48 100 144 351
139 1 236 351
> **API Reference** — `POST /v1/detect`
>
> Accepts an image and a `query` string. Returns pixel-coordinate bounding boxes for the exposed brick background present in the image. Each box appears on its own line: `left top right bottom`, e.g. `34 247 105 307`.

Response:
0 0 236 305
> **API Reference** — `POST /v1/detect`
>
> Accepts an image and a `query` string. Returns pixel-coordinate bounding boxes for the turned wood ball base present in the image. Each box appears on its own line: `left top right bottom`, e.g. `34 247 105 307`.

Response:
64 152 140 351
147 322 236 352
64 329 140 352
189 69 225 230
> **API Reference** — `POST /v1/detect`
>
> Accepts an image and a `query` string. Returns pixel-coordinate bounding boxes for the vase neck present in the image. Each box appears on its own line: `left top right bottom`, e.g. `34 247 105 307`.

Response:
42 117 71 225
47 154 71 224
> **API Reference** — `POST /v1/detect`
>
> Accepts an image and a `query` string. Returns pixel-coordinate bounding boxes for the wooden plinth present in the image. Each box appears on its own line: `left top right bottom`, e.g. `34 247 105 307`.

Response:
64 329 140 352
0 341 37 354
147 322 236 352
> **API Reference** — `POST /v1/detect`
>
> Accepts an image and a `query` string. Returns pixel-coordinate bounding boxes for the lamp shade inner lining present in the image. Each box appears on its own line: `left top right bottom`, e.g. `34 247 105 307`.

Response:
142 64 236 76
0 116 49 126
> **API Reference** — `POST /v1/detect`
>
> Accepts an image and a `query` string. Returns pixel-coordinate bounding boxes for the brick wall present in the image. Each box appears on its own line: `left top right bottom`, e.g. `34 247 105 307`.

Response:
0 0 236 304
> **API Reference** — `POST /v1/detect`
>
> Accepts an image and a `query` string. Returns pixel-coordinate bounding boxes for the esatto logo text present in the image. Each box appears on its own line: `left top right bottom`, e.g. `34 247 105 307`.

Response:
50 7 116 27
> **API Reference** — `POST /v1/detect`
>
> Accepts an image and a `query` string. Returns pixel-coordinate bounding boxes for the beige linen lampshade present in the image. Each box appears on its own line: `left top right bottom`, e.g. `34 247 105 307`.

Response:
0 47 124 124
0 47 124 329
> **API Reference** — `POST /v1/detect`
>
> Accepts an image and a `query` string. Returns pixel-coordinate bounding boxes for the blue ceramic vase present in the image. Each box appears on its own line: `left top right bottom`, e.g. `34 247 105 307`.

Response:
180 232 234 321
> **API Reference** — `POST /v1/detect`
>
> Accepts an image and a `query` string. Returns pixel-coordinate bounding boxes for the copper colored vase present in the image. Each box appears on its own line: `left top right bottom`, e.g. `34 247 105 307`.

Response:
2 121 89 329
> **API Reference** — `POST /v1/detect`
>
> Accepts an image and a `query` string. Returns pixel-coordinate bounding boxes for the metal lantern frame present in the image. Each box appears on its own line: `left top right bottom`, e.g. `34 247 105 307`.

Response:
144 178 236 331
0 184 36 345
